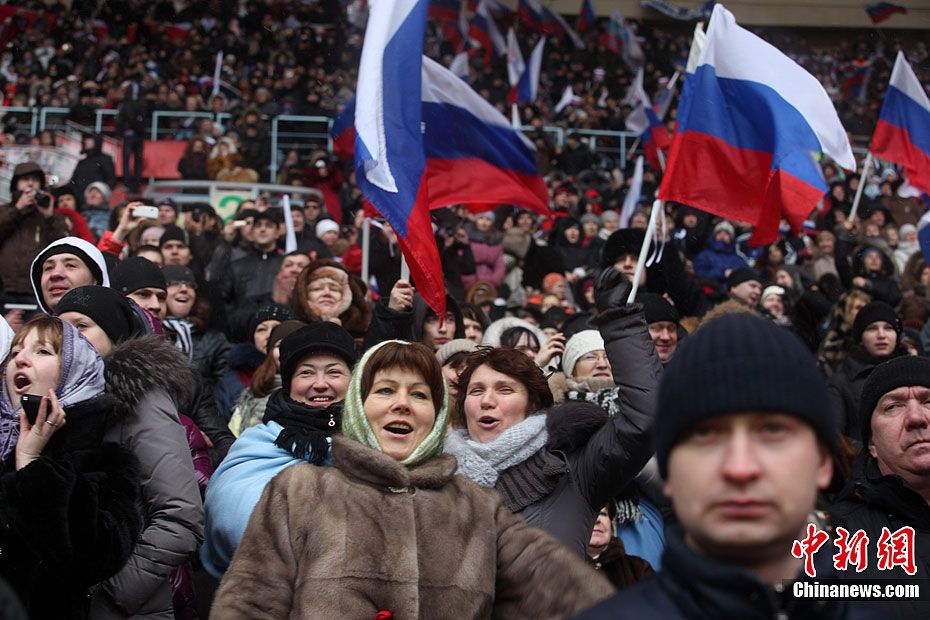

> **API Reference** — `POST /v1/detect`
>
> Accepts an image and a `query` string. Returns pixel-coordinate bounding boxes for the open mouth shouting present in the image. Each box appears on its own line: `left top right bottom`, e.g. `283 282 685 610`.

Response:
12 373 32 394
383 420 414 437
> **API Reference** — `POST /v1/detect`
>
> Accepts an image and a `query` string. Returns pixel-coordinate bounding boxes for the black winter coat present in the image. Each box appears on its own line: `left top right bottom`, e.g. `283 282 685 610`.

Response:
0 394 143 620
827 346 904 441
69 148 117 196
221 250 283 312
831 455 930 620
577 527 888 620
511 304 660 556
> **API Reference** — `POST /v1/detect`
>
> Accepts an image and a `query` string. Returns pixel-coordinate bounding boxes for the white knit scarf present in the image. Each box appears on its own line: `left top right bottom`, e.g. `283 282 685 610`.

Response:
444 414 548 487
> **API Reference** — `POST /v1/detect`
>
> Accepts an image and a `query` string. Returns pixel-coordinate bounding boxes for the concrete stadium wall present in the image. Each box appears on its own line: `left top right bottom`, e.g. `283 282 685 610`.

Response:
548 0 930 29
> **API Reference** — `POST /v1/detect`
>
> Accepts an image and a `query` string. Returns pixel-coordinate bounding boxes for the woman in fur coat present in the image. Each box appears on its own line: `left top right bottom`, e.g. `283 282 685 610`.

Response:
445 270 661 556
52 286 204 619
213 340 613 619
0 316 143 619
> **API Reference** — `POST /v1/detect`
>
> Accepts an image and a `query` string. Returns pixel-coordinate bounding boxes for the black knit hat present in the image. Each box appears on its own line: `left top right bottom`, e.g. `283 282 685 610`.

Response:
110 257 167 295
156 198 178 214
248 304 294 343
656 314 836 477
858 356 930 444
161 265 197 288
279 323 358 391
159 225 189 249
852 301 901 343
55 285 141 345
601 228 646 269
253 208 283 224
727 267 761 290
640 292 679 325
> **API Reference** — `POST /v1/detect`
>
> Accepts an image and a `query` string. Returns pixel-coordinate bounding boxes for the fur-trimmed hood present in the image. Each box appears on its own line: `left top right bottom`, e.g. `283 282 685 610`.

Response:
104 335 197 418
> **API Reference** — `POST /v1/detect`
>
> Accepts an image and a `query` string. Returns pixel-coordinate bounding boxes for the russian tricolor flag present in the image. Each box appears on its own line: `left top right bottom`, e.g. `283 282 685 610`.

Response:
659 4 855 246
866 2 907 24
578 0 596 31
870 51 930 195
355 0 443 314
508 35 545 104
469 0 506 64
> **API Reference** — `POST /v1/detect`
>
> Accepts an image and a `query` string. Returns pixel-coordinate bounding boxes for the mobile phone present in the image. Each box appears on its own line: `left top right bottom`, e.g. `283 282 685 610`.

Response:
3 303 38 312
21 394 43 425
132 205 159 219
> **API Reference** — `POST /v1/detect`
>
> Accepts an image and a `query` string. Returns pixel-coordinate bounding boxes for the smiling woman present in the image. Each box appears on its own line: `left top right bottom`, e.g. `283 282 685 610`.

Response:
212 340 614 619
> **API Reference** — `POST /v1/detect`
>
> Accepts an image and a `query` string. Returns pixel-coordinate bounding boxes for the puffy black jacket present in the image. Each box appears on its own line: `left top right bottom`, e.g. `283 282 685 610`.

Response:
576 527 888 620
221 250 283 312
831 455 930 620
827 346 904 441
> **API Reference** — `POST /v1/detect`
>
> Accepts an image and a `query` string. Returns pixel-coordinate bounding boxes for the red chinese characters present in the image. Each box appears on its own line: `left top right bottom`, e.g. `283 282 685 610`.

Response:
792 523 830 578
833 527 869 573
876 526 917 575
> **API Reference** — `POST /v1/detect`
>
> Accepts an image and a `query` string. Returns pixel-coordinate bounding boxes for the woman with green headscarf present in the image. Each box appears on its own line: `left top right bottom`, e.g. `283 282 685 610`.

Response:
212 340 613 619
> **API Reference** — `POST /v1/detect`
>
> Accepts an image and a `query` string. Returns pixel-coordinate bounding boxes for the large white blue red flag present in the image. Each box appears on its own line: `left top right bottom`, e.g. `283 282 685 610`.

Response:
871 51 930 195
355 0 443 314
659 4 855 245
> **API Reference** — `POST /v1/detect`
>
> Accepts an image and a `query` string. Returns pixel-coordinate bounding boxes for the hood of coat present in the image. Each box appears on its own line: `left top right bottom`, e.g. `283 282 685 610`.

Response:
853 244 896 278
30 237 111 313
412 293 464 342
104 334 196 419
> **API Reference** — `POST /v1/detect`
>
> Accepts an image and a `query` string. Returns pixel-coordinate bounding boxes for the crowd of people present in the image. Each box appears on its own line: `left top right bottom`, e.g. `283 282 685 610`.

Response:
1 1 929 620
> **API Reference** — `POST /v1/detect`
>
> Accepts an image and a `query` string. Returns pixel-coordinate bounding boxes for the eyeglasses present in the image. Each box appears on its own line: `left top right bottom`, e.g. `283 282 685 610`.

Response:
577 351 609 364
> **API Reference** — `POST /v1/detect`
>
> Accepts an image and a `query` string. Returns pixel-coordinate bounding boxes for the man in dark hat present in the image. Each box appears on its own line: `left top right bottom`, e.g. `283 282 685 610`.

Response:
601 228 709 318
831 356 930 620
110 256 168 320
160 224 194 267
579 314 883 620
0 162 68 308
640 292 681 364
221 208 285 314
726 267 763 308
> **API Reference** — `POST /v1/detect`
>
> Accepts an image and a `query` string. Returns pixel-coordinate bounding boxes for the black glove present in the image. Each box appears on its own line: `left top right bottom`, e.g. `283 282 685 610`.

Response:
594 267 634 314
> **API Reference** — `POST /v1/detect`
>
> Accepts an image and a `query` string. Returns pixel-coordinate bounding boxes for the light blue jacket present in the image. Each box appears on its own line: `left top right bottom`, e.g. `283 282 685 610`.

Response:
200 421 332 577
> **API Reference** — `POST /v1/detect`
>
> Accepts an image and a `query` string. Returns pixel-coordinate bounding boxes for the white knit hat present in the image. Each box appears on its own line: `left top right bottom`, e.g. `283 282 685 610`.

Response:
562 330 605 377
315 219 340 238
761 285 785 302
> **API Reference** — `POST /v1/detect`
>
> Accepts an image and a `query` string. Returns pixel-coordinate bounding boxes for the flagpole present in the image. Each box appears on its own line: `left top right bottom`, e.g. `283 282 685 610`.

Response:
212 51 223 97
849 151 874 223
627 199 662 303
400 254 410 283
362 217 371 287
657 149 666 173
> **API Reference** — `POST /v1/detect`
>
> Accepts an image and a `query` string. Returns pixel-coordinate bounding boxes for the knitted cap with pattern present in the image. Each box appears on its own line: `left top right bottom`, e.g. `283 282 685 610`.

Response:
655 313 836 477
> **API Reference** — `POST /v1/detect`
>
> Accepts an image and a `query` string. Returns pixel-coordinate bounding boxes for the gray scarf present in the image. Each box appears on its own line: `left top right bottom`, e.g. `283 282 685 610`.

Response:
444 414 548 487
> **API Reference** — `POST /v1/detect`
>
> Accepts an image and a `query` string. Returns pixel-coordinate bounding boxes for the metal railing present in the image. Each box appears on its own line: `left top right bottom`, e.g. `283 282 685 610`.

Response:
6 105 870 187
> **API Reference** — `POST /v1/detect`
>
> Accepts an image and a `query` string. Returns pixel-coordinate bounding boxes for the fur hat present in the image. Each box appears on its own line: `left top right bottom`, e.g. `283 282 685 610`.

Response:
601 228 646 269
562 329 605 377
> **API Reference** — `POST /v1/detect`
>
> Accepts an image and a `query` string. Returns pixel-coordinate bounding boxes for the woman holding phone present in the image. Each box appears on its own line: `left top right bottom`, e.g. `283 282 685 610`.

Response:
0 316 143 618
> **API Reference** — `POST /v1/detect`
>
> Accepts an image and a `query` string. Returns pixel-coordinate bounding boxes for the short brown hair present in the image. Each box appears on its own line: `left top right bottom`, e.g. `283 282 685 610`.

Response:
452 347 553 428
7 316 64 368
360 342 445 413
